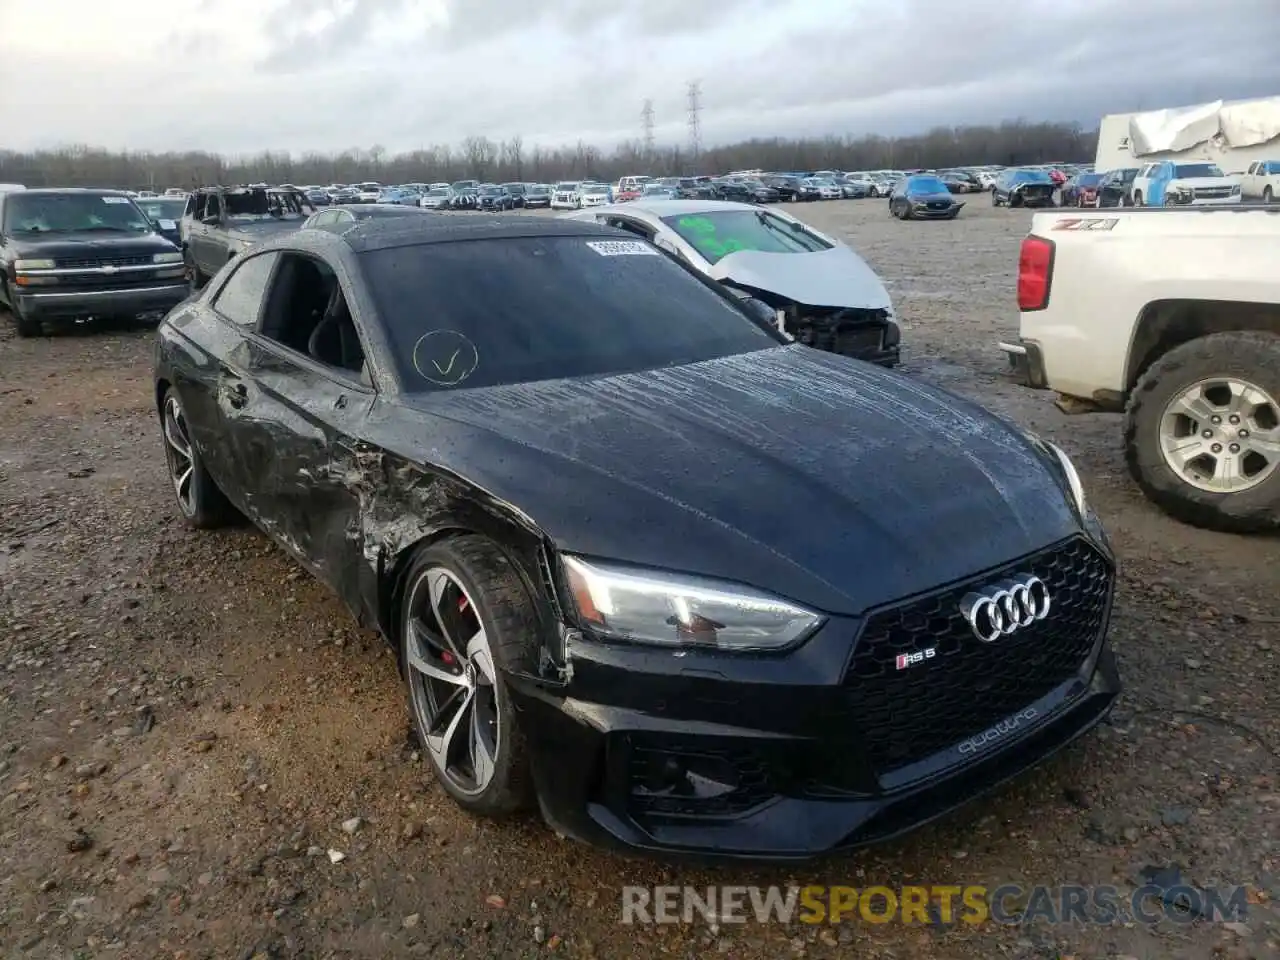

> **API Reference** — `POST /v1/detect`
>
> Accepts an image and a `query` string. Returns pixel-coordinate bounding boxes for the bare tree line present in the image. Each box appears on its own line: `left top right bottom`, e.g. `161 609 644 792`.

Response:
0 120 1096 191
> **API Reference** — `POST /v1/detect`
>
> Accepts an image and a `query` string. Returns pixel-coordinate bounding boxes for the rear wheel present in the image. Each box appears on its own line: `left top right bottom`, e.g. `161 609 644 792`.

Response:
399 536 536 816
1124 331 1280 533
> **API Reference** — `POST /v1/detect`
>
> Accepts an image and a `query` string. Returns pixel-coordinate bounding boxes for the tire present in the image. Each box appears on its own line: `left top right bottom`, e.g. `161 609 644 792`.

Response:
4 280 43 337
900 203 913 220
1124 330 1280 534
397 535 536 816
1264 186 1274 203
1133 191 1143 207
160 386 236 529
1094 193 1105 209
991 190 1001 207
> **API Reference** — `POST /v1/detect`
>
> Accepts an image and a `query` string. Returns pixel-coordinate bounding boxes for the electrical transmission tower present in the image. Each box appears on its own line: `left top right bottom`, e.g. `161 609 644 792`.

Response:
641 99 655 156
686 81 702 164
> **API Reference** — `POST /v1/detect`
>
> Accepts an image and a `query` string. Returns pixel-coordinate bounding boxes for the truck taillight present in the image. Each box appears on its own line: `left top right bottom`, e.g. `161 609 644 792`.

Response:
1017 235 1054 311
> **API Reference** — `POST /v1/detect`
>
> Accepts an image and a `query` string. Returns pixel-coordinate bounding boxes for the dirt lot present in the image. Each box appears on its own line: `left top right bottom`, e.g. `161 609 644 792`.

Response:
1 199 1277 960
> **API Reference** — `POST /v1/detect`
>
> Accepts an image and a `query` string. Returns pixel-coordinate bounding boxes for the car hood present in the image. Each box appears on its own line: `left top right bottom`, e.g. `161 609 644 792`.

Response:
907 190 955 203
1170 176 1236 189
706 246 892 311
225 219 308 239
4 231 177 258
394 345 1082 616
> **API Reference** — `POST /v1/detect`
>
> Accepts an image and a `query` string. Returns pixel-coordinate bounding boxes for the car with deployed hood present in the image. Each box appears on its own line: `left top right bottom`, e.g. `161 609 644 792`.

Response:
151 214 1119 861
135 194 188 246
991 169 1058 208
450 181 479 210
888 175 964 220
0 188 187 337
562 199 902 366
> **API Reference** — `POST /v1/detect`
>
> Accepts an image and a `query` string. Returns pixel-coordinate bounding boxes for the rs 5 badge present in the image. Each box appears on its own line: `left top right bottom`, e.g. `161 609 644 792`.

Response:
896 647 937 670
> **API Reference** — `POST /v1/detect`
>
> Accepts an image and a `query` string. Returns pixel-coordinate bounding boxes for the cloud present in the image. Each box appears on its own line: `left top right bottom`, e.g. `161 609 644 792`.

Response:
0 0 1277 155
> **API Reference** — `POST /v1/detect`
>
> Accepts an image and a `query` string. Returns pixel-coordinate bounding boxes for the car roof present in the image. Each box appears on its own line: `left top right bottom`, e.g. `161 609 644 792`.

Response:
13 187 131 197
329 213 625 253
591 199 761 217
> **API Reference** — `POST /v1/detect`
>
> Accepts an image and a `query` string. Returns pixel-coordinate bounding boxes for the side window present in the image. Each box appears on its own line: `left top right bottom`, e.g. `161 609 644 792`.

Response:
258 253 367 377
605 216 653 240
310 210 336 226
206 194 222 220
212 252 279 326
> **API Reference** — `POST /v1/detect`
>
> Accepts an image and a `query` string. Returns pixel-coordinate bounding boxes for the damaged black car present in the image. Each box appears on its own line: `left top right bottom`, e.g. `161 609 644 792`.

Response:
991 168 1058 208
152 216 1120 861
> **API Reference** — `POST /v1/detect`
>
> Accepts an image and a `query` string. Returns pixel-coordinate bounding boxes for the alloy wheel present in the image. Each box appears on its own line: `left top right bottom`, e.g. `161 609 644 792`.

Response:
1158 377 1280 493
162 394 197 517
404 566 501 796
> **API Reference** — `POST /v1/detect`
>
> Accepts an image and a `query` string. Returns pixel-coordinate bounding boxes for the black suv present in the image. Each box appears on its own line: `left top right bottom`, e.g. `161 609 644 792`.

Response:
0 188 187 337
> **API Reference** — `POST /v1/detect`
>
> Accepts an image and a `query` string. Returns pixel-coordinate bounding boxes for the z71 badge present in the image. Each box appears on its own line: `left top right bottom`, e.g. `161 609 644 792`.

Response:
896 647 937 670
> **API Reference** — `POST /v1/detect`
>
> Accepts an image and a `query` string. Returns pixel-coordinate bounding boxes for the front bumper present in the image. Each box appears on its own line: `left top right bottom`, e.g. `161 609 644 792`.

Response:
516 535 1119 861
1167 193 1242 206
15 282 189 320
997 338 1047 388
909 202 959 219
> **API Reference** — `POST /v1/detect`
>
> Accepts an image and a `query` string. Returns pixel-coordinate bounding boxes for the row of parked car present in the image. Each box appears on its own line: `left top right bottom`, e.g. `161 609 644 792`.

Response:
1055 159 1280 208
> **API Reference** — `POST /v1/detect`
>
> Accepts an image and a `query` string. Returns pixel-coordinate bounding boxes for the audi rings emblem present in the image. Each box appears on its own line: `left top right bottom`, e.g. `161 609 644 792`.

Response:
959 575 1051 643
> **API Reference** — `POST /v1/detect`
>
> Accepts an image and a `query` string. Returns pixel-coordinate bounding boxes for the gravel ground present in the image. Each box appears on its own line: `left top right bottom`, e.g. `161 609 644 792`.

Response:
1 198 1277 960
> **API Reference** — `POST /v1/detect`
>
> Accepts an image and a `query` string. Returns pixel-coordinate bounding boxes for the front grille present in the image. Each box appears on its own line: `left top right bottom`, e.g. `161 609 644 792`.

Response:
1194 187 1231 199
927 201 949 210
55 255 152 270
841 536 1111 776
57 271 168 290
791 307 888 357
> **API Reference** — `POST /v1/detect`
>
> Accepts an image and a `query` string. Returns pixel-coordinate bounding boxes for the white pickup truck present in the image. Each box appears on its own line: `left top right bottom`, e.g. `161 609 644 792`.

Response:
999 208 1279 534
1238 160 1280 202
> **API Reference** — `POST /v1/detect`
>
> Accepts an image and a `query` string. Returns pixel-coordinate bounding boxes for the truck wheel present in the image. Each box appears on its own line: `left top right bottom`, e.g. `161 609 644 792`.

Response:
1124 331 1280 533
4 281 42 337
1265 186 1274 203
1133 191 1143 206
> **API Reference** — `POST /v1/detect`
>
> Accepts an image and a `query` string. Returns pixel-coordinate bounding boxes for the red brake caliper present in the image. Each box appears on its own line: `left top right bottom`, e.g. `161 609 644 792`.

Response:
440 595 470 666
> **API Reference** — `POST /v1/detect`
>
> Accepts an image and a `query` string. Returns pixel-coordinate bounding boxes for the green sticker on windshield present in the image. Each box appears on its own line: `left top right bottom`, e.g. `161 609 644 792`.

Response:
676 216 748 259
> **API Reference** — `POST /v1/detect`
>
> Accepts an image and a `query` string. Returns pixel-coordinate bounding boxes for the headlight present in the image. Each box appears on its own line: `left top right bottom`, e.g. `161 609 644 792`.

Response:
14 258 54 271
1042 440 1088 516
562 556 824 652
153 252 183 264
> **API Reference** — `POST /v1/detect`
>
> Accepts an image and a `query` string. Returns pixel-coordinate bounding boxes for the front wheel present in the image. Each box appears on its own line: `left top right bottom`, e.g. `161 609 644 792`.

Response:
160 386 236 528
1124 331 1280 534
991 190 1001 206
1264 186 1274 203
3 280 42 337
1132 191 1143 206
399 536 536 816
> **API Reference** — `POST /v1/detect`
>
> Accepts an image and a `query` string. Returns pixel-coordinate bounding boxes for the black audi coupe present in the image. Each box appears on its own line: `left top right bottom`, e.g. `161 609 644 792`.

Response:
152 215 1120 860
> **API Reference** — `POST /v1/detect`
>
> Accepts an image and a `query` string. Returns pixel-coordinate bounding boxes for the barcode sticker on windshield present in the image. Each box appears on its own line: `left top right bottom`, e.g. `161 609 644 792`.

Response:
102 196 130 204
584 240 659 257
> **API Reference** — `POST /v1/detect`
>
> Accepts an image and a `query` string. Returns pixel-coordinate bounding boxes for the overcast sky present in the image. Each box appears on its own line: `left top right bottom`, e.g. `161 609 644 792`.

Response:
1 0 1277 156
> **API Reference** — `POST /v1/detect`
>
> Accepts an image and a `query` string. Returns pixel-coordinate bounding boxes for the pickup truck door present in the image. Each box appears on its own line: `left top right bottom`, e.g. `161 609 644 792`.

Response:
191 195 224 277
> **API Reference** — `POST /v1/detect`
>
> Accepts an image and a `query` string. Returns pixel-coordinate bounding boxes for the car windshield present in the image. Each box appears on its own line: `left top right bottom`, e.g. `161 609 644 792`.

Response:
1077 173 1105 186
451 182 475 191
3 192 153 234
427 188 449 196
136 198 186 220
1012 170 1053 183
362 236 778 392
504 184 526 194
660 210 833 265
528 186 550 195
1175 163 1225 178
555 183 578 191
583 185 608 194
479 186 501 195
907 176 949 193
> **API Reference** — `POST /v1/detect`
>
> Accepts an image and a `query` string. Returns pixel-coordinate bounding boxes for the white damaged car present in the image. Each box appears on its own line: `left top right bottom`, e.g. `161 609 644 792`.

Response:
562 199 901 366
551 181 581 210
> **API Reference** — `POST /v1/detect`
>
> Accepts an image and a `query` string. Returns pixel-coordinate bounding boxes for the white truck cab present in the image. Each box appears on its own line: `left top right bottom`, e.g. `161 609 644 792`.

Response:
999 208 1280 534
1239 160 1280 202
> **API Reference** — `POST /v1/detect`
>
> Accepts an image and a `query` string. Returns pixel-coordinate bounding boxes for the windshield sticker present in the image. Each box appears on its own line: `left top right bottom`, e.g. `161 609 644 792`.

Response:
584 240 659 257
411 330 479 386
675 216 749 260
102 196 131 204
